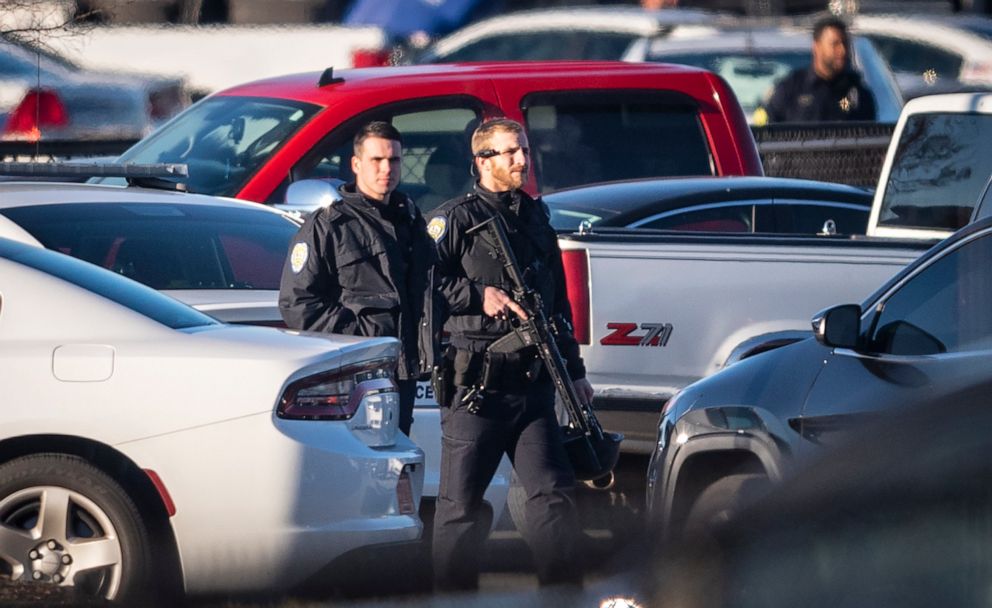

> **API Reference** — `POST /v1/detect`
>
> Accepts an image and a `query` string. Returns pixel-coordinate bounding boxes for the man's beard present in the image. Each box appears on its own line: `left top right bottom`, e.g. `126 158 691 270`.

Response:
492 164 526 190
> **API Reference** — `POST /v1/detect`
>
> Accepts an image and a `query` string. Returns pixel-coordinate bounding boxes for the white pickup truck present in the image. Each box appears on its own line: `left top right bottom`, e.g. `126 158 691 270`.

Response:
575 92 992 452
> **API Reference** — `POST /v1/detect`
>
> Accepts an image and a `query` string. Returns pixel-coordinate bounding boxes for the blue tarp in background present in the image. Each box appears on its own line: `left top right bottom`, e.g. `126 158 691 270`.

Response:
343 0 496 38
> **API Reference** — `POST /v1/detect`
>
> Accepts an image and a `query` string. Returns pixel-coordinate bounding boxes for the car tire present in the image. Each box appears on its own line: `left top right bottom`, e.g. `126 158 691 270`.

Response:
684 473 769 535
0 454 152 602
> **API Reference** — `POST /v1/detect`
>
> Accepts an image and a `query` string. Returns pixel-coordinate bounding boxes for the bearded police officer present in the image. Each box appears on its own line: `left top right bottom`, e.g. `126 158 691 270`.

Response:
428 118 594 590
762 16 876 123
279 121 436 435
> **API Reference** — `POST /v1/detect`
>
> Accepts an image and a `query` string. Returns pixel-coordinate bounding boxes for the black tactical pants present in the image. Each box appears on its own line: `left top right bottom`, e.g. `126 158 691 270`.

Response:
397 378 416 436
432 379 581 591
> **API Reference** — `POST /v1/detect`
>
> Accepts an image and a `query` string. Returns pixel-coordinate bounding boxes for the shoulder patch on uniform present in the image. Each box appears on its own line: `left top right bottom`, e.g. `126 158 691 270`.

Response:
427 216 447 242
290 242 309 273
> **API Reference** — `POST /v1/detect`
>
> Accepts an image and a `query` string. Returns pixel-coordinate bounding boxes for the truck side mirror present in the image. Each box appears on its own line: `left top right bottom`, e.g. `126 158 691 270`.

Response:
278 178 345 215
811 304 861 349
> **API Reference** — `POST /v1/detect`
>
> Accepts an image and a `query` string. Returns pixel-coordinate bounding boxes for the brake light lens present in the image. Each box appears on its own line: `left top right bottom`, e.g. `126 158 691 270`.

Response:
351 48 392 67
278 359 394 420
561 249 590 344
4 89 69 139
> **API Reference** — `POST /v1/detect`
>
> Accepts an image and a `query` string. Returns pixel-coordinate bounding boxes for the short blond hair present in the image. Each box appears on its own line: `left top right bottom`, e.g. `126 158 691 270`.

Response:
471 118 524 156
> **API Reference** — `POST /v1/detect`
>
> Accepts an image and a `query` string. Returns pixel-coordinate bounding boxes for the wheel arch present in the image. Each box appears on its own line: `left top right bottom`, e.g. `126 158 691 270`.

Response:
666 437 780 533
0 434 184 595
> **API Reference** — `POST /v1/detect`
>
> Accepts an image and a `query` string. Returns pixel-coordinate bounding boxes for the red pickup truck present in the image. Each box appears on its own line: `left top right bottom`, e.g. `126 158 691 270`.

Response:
111 61 762 209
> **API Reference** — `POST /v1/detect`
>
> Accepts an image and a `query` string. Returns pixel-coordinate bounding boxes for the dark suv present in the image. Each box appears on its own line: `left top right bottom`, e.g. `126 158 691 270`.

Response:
647 215 992 533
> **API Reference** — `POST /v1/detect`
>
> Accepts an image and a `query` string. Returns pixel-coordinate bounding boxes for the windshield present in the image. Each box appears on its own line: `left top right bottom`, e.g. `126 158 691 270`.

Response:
653 50 809 115
0 238 217 330
878 113 992 232
0 38 76 78
111 96 320 197
1 203 300 290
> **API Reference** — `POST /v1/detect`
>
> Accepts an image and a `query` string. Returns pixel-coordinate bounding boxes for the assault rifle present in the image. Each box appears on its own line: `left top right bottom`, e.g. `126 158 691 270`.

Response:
468 216 622 481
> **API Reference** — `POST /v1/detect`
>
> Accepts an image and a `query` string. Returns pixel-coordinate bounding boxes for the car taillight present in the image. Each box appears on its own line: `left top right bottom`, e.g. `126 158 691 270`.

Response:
397 465 416 515
4 89 68 140
561 248 590 345
278 358 395 420
351 48 392 67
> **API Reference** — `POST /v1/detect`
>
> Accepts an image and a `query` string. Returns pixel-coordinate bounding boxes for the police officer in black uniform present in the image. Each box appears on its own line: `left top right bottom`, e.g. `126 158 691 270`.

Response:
278 121 436 435
427 118 594 590
763 16 876 123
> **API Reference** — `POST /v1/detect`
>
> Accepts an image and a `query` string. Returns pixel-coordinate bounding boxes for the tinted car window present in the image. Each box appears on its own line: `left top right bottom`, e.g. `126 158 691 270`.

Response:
0 39 73 79
435 32 639 62
546 204 621 231
0 238 216 330
523 92 713 193
635 202 754 232
0 203 299 290
877 113 992 232
776 201 870 234
112 97 320 197
283 101 482 212
865 35 963 79
870 232 992 355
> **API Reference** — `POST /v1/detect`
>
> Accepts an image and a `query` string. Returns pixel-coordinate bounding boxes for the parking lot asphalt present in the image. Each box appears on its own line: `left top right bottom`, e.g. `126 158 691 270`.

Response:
477 453 649 597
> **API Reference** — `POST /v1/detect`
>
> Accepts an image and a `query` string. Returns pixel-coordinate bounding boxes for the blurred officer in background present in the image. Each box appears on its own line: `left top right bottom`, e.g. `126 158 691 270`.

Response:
761 16 876 123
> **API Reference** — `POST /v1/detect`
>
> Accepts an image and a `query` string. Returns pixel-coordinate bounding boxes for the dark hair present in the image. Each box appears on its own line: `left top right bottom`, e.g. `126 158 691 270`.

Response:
471 118 524 156
813 16 849 41
353 121 403 156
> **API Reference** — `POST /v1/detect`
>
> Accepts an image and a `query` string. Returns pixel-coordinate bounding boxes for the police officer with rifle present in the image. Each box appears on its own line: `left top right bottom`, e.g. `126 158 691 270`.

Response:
427 118 619 591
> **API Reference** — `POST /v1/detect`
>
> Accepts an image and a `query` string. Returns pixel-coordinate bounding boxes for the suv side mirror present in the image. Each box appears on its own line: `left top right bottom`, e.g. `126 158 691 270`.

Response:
812 304 861 349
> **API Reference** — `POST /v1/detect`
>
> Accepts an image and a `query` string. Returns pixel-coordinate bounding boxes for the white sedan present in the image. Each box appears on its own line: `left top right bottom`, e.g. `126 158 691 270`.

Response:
0 236 424 601
0 178 511 552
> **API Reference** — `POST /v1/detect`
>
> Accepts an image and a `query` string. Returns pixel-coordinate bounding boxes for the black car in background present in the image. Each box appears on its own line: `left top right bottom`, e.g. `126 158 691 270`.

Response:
647 214 992 535
545 177 872 235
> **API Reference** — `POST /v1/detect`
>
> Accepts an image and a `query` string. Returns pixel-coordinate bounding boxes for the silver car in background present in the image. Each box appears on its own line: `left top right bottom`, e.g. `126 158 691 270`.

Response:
409 6 714 63
0 36 188 142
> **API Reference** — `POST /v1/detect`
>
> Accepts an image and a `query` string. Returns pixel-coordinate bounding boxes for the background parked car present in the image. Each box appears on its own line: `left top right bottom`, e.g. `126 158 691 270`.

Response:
853 14 992 98
407 6 713 64
647 214 992 535
545 176 873 235
628 26 904 123
0 236 424 600
0 35 189 142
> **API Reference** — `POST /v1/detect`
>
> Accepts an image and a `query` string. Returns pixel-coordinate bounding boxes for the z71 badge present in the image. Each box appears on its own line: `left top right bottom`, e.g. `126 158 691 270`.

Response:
600 323 673 347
